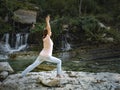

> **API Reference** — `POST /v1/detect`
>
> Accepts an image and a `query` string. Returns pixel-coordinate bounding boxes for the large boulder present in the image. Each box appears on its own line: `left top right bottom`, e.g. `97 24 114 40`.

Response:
0 62 14 73
0 62 14 81
13 9 37 24
0 71 9 80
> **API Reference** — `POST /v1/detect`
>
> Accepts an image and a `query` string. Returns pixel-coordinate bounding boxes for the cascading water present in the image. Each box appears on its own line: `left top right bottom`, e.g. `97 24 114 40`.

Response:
0 33 29 59
0 33 11 53
61 34 71 51
10 33 29 53
61 30 71 51
15 34 21 49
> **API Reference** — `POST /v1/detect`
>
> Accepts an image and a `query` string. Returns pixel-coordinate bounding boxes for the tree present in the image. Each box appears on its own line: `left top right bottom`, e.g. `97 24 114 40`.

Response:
78 0 83 16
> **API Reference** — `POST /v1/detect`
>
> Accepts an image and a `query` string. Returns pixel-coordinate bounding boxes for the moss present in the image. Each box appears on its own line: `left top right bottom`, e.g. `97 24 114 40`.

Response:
9 54 17 59
34 64 56 71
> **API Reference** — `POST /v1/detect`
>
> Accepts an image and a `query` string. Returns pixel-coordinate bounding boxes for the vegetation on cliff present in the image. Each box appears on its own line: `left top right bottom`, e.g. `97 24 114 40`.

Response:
0 0 120 44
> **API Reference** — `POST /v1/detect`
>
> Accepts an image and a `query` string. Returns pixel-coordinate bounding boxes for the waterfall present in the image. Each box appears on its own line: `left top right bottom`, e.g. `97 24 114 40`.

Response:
15 34 21 49
25 33 29 44
0 33 11 53
0 33 29 55
5 33 9 44
10 33 29 53
61 39 71 51
61 31 71 51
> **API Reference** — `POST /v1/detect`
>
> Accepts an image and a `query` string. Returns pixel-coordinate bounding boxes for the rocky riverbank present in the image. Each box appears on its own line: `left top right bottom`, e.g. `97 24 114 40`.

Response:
0 71 120 90
0 44 120 90
0 58 120 90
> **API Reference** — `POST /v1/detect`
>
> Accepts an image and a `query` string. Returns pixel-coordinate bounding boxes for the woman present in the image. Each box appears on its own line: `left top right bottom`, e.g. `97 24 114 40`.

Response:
21 15 62 78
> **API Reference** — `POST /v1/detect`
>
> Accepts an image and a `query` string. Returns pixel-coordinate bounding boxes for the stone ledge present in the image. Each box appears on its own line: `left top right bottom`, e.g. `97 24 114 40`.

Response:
0 71 120 90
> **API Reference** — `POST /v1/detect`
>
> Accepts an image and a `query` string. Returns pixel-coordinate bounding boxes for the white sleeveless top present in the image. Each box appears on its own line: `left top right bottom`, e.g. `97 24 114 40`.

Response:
40 35 53 56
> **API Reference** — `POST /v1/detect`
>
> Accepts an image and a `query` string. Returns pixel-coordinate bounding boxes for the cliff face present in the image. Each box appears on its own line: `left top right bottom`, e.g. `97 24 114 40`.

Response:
0 71 120 90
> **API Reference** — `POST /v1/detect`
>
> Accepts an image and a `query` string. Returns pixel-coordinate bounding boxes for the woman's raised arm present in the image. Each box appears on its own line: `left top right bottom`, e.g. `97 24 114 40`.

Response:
46 15 52 36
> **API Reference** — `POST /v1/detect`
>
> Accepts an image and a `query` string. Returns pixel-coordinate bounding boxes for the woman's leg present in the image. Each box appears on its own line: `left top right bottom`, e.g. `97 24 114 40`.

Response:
46 56 62 75
21 56 43 77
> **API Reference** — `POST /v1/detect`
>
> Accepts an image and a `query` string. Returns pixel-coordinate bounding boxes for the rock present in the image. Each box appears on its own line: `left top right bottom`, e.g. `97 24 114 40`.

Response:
0 54 8 60
0 62 14 73
0 71 120 90
104 37 114 42
0 81 2 86
67 71 78 78
13 9 37 24
0 71 9 80
36 64 56 71
38 77 60 87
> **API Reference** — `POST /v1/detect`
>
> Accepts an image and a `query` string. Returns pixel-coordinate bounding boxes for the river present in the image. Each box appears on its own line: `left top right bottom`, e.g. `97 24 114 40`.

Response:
6 52 120 74
1 44 120 74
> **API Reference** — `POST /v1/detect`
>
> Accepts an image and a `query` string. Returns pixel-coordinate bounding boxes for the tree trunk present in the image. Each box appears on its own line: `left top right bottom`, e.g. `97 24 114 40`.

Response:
79 0 83 16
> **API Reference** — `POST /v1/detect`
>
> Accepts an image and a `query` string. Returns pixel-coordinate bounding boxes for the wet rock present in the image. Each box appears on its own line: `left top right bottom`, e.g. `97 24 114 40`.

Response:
0 71 9 80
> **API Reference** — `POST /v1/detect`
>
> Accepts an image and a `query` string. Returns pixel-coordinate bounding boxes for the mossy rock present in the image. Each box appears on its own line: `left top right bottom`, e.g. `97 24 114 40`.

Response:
34 64 56 71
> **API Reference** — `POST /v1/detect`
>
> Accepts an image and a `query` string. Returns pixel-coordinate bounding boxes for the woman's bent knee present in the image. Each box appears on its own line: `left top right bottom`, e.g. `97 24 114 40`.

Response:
58 59 62 65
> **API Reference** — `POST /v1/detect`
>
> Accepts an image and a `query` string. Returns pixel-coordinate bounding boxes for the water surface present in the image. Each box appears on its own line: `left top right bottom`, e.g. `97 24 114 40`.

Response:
6 56 120 74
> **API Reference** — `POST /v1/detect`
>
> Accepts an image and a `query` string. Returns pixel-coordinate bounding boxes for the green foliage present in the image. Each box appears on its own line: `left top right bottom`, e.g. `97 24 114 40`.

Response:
79 16 103 41
95 14 113 24
51 16 70 35
68 16 105 41
30 15 120 44
107 29 120 43
0 0 37 33
0 0 120 44
82 0 99 14
0 18 13 34
30 23 45 33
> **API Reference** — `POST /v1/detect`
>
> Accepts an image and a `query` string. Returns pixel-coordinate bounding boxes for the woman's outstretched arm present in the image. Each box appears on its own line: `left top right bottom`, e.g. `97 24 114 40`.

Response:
46 15 52 36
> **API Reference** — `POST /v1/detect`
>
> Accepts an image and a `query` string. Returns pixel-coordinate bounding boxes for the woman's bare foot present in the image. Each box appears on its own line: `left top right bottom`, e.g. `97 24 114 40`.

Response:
56 74 63 78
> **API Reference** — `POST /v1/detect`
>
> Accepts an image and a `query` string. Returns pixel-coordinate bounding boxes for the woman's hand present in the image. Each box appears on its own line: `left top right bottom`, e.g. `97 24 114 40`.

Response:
46 15 50 22
31 23 35 29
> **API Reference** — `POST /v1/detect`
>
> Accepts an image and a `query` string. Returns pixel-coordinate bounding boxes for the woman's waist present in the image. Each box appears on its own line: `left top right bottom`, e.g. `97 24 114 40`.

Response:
40 49 52 56
42 48 53 51
43 46 53 50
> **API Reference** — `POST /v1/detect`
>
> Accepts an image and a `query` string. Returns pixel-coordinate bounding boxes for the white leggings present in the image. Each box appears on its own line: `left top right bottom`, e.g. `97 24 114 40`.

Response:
21 55 62 77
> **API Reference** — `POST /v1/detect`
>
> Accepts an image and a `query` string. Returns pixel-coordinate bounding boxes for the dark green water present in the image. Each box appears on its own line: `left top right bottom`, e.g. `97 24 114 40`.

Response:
7 56 120 74
63 57 120 73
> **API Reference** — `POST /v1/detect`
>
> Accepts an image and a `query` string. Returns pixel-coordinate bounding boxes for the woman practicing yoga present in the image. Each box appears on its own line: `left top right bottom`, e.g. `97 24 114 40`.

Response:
21 15 62 78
